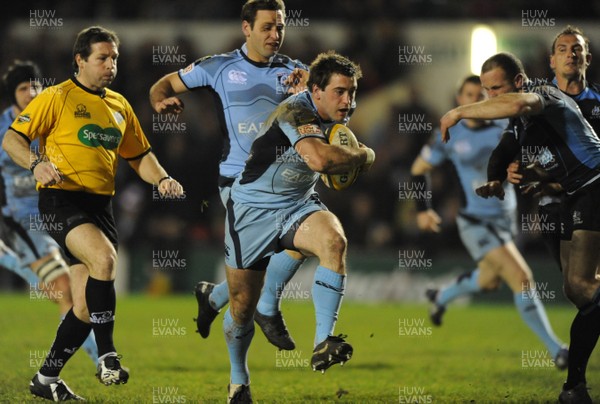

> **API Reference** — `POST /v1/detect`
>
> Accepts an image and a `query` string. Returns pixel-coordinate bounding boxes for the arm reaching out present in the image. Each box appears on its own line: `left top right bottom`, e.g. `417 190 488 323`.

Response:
441 93 543 143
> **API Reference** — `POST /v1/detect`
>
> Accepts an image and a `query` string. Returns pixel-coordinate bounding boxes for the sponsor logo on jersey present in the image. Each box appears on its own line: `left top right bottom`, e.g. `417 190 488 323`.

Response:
78 124 122 149
16 114 31 124
591 105 600 119
228 70 248 85
281 167 314 183
182 63 194 74
74 104 91 119
297 124 322 136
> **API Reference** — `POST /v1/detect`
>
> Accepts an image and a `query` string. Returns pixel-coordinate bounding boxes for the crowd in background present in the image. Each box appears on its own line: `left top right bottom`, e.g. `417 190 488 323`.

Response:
1 7 599 291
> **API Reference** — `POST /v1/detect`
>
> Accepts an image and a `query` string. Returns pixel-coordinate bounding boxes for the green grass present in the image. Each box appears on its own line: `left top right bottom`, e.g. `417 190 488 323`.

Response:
0 293 597 403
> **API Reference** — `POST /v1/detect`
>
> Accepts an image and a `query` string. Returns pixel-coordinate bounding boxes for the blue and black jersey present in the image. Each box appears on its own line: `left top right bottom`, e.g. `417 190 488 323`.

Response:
232 91 334 209
487 84 600 194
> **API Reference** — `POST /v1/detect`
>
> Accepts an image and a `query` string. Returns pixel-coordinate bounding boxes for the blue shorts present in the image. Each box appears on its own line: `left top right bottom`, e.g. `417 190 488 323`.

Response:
2 216 58 285
225 194 326 269
456 212 516 262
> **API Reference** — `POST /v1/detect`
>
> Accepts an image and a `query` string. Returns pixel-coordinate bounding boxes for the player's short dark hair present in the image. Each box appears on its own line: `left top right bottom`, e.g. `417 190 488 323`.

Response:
241 0 285 28
481 52 525 81
72 26 120 73
457 75 481 95
307 51 362 91
2 60 42 105
551 25 590 54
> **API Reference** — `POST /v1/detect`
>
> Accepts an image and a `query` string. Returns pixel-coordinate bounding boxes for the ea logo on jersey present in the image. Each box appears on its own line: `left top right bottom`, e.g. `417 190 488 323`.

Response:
228 70 247 85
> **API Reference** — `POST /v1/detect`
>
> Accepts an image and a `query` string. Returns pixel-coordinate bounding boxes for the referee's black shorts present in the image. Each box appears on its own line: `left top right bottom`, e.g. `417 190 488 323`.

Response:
38 188 118 264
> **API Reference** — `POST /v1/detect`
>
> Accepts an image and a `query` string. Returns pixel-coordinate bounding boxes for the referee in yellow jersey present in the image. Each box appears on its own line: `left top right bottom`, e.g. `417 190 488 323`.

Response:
2 26 184 401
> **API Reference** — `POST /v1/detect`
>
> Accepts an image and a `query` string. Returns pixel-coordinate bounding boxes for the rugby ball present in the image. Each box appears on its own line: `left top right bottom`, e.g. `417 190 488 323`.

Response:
320 124 360 191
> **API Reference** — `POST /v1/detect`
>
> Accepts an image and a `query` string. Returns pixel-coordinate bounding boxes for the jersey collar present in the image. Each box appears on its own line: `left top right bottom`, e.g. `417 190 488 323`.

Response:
240 43 276 68
72 76 107 98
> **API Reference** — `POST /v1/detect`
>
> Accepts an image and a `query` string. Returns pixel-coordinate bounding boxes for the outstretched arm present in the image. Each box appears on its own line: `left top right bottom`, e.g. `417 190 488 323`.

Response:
440 93 543 142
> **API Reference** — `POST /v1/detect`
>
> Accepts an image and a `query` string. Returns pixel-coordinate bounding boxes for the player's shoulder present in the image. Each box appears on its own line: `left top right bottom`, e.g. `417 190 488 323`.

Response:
586 82 600 97
588 82 600 92
193 50 241 68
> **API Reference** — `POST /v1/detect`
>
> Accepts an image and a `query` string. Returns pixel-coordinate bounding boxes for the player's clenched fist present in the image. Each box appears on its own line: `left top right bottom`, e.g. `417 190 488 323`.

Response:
158 177 184 198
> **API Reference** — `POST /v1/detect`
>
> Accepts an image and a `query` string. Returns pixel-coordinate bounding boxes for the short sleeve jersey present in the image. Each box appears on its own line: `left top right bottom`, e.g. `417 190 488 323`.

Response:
10 78 152 195
422 119 516 218
231 91 330 209
178 44 308 180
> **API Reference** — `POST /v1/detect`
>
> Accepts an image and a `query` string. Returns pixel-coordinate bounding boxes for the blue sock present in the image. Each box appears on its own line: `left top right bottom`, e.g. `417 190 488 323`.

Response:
209 281 230 311
514 290 562 357
81 330 99 365
256 252 304 316
312 266 346 346
437 269 481 306
223 309 254 385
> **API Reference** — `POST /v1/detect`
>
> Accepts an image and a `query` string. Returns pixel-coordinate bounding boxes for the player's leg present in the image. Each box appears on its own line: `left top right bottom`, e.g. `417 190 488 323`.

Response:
224 263 264 402
490 242 567 366
561 230 600 396
426 215 502 325
292 210 353 372
254 249 305 350
194 185 233 338
65 222 127 385
68 262 98 365
30 263 92 401
29 247 72 314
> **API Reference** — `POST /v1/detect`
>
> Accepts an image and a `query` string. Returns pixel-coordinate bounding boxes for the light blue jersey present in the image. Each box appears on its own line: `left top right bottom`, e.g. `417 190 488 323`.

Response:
0 107 39 221
231 91 331 209
422 119 516 218
178 44 307 181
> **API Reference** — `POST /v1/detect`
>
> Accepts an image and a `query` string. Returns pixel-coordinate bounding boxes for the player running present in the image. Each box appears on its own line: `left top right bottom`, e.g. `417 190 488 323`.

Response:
149 0 309 350
222 51 374 403
413 74 568 370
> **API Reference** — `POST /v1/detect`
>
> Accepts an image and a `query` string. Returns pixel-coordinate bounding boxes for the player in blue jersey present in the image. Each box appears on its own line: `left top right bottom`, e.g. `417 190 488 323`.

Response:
412 75 567 369
441 52 600 404
0 60 98 364
149 0 309 351
222 51 373 402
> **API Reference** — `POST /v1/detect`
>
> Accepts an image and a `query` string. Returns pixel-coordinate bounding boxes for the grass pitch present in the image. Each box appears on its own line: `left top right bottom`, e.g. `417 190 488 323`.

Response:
0 293 597 403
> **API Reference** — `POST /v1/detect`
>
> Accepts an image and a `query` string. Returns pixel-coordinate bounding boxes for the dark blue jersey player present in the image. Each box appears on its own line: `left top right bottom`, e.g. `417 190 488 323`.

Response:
441 49 600 404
